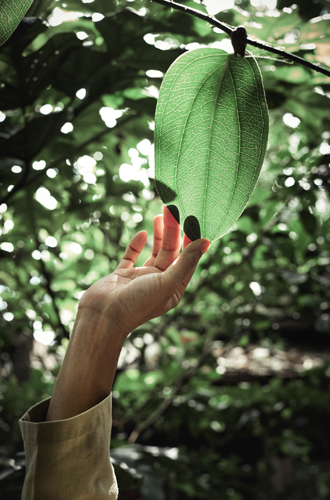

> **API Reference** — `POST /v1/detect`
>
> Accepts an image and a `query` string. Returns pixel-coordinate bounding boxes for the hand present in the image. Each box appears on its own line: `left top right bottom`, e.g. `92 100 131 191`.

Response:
78 206 210 338
46 207 210 421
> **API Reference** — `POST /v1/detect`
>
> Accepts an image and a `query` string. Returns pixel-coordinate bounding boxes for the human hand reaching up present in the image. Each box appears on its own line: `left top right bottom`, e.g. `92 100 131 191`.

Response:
78 206 210 338
46 207 210 421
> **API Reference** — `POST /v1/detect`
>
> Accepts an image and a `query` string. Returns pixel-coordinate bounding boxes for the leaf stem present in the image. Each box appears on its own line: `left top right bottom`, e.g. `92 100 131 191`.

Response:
150 0 330 78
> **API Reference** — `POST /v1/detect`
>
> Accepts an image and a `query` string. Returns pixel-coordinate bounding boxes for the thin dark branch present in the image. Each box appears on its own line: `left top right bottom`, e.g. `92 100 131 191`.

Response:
39 254 71 341
1 161 29 206
0 112 139 206
32 223 71 341
150 0 330 78
246 37 330 76
27 127 111 186
152 0 233 35
27 111 139 185
127 335 215 443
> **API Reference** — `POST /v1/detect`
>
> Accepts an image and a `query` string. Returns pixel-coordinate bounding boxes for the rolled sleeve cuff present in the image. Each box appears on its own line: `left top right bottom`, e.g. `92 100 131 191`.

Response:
19 394 118 500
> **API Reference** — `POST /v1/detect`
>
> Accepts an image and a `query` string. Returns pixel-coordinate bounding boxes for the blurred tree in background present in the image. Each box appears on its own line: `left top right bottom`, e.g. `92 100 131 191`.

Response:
0 0 330 498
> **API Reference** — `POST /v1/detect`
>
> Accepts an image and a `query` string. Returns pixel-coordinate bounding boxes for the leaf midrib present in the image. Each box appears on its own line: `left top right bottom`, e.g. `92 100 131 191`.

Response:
211 57 241 239
172 54 227 229
203 56 229 237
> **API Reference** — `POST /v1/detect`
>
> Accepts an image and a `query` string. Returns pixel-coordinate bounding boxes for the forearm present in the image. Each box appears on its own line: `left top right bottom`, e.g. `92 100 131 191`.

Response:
19 212 207 500
46 310 127 421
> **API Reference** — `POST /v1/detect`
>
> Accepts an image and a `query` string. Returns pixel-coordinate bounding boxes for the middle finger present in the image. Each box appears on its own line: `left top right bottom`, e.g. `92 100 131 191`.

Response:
154 206 181 271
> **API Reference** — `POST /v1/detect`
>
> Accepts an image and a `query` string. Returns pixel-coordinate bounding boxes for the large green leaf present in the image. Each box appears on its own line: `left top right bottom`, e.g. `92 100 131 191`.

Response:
0 0 34 46
155 48 269 241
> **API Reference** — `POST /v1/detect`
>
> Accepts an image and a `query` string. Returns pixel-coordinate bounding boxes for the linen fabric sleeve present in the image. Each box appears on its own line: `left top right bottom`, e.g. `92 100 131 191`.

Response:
19 394 118 500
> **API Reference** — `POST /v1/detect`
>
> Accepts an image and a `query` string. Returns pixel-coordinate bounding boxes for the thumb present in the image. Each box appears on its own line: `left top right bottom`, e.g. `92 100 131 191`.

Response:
163 239 210 289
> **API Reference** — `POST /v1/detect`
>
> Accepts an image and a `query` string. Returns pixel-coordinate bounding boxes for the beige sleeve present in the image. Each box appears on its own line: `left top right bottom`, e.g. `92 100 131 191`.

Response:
19 394 118 500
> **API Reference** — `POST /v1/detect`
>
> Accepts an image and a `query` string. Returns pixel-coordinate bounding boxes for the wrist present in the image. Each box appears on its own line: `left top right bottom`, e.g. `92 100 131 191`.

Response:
74 305 130 345
46 309 127 421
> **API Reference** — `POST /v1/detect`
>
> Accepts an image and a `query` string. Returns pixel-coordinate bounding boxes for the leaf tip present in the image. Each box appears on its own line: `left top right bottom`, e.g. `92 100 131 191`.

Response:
184 215 201 242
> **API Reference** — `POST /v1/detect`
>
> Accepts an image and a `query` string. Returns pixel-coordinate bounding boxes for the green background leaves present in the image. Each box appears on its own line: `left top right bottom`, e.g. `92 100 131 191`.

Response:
0 0 330 498
155 48 269 241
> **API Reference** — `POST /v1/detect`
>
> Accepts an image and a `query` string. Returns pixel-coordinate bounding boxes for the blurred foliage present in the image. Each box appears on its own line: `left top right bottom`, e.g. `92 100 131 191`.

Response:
0 0 330 499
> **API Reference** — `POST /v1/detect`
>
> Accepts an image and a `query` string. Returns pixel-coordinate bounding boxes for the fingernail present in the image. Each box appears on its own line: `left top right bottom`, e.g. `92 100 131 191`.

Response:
201 241 210 254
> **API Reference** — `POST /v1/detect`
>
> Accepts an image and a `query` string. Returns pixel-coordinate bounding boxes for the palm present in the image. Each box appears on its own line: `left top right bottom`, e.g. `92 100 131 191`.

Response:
78 207 208 335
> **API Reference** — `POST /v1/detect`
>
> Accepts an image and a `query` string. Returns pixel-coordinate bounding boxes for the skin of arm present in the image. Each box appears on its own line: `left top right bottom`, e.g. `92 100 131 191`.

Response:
46 206 210 422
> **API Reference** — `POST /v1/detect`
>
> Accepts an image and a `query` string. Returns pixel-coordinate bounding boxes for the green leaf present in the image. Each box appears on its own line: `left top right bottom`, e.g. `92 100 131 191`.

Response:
0 0 34 46
155 48 269 241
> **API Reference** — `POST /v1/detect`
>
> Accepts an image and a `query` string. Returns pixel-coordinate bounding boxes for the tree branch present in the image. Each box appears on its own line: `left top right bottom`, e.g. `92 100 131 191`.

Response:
127 336 215 443
29 195 71 341
39 254 71 341
0 112 139 206
151 0 330 78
